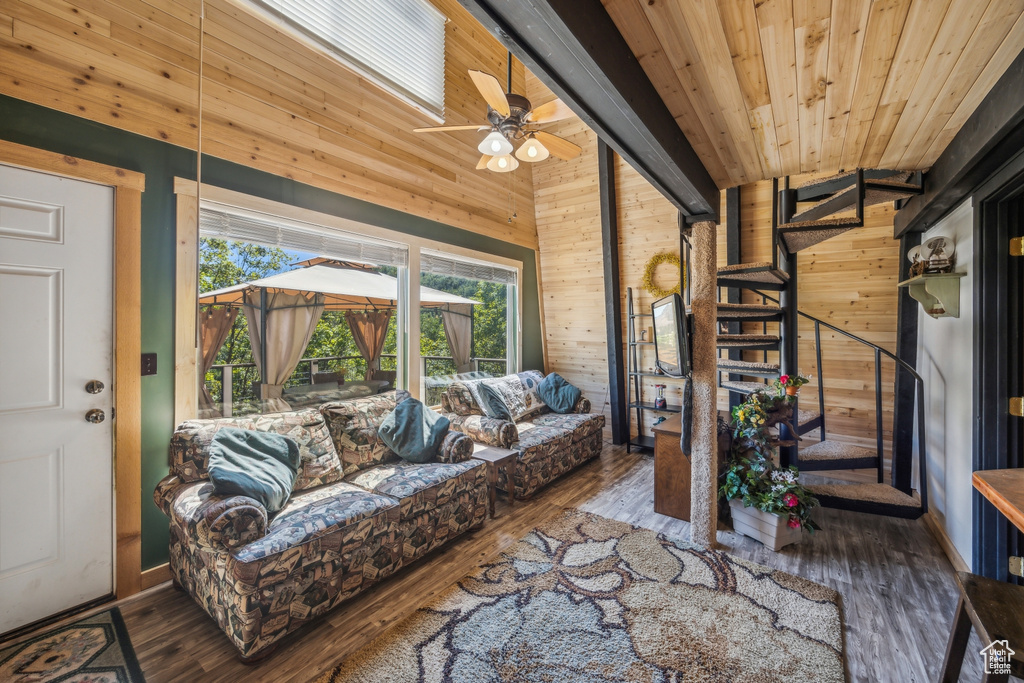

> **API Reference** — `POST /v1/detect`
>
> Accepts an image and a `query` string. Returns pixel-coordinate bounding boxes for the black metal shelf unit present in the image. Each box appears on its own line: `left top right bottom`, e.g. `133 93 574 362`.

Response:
625 286 687 452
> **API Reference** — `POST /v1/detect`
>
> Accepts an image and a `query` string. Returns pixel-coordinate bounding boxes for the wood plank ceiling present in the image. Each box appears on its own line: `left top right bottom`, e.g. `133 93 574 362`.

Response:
602 0 1024 188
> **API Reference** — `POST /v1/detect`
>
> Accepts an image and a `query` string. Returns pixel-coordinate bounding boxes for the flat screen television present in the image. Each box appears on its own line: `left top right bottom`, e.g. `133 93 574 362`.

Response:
651 293 690 378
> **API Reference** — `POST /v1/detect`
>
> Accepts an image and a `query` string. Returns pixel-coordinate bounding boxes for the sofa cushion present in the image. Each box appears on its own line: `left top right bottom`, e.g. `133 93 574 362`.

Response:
345 459 486 520
170 409 344 492
526 412 605 443
320 392 401 476
537 372 582 414
208 428 301 513
446 381 484 416
231 480 398 564
511 421 576 465
379 398 450 463
516 370 548 417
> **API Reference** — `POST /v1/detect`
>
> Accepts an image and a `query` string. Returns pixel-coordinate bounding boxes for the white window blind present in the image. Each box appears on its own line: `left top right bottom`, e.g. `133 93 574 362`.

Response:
250 0 446 117
421 252 517 285
200 205 409 268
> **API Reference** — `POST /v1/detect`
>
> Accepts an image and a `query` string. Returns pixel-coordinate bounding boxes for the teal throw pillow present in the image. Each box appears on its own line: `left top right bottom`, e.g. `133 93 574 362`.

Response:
478 382 513 420
537 373 582 414
208 427 301 513
379 398 451 463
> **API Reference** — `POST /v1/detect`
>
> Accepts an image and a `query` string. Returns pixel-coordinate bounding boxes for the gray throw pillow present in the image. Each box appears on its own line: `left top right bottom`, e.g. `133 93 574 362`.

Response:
208 428 301 513
478 382 513 420
379 398 451 463
537 373 582 414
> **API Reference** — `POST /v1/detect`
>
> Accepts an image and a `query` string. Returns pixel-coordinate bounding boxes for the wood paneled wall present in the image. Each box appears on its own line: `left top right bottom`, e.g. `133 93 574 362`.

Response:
530 73 901 446
0 0 538 246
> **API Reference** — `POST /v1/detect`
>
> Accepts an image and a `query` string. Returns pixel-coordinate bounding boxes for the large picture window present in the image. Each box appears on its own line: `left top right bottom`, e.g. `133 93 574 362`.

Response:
249 0 446 117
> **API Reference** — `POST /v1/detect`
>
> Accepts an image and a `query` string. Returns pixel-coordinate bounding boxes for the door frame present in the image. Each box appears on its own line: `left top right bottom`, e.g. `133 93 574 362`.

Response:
0 140 144 599
973 147 1024 581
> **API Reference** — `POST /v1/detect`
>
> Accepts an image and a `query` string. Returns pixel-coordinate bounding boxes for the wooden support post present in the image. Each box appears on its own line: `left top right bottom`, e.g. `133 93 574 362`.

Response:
725 187 742 412
599 140 626 443
689 219 718 547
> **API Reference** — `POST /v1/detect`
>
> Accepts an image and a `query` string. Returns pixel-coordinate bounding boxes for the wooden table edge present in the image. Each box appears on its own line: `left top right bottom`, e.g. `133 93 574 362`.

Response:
973 470 1024 534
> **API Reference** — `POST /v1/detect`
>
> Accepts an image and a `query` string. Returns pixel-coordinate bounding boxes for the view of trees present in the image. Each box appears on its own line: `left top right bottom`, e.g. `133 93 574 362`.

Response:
199 238 509 406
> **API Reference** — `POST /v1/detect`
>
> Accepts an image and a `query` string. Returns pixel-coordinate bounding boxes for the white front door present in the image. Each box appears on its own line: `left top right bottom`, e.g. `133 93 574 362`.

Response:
0 163 114 634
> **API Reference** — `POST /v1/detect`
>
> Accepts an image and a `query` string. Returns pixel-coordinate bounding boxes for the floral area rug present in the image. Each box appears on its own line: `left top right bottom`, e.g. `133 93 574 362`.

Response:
316 509 845 682
0 607 145 682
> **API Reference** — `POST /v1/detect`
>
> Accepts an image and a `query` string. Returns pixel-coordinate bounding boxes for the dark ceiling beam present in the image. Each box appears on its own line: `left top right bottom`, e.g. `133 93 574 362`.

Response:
457 0 720 222
894 47 1024 237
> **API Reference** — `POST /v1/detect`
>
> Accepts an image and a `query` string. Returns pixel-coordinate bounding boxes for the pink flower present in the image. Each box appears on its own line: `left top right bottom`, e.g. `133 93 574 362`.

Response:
783 493 798 508
779 374 789 385
787 517 801 529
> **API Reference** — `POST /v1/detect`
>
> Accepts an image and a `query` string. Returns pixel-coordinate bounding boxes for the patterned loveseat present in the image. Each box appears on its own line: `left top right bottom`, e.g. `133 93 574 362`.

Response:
440 370 605 499
153 391 487 660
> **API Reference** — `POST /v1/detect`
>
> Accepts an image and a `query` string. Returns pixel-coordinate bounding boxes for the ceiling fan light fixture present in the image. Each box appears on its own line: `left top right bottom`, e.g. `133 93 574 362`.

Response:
515 135 549 162
478 130 513 156
486 154 519 173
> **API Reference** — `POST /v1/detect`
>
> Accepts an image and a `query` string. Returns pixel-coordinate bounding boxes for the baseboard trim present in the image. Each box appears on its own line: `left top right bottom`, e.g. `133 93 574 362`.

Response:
140 563 172 590
922 512 970 573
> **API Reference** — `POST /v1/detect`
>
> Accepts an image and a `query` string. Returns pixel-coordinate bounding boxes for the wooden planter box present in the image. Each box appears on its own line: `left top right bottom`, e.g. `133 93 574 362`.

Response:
729 499 803 551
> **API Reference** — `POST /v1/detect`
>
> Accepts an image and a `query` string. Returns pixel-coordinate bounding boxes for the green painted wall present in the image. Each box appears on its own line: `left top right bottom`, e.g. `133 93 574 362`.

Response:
0 94 544 570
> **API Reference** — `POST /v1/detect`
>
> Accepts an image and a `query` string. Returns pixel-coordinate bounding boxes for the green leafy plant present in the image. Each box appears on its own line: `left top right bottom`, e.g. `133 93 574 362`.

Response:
775 373 809 390
720 387 820 533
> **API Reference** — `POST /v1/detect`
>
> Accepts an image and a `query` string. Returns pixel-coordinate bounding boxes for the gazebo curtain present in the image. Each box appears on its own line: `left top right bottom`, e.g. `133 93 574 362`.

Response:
243 290 325 412
440 304 474 374
198 307 238 415
346 310 392 380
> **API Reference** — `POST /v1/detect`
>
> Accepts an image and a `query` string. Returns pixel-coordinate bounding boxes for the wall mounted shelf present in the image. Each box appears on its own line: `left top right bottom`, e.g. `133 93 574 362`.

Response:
898 272 966 319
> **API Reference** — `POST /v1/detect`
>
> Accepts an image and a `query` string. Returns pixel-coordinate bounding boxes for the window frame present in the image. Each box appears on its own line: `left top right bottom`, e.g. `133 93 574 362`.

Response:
173 179 522 417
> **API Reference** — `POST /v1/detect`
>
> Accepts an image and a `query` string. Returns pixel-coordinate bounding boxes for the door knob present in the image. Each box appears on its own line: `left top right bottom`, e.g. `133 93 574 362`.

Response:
85 409 105 424
85 380 105 394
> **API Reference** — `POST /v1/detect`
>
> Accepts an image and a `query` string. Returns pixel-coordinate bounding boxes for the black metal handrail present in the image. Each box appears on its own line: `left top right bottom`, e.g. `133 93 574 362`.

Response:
751 289 928 511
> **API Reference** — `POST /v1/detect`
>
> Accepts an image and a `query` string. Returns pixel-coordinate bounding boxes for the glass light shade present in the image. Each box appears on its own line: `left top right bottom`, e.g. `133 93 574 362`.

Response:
515 136 549 162
486 154 519 173
478 130 513 156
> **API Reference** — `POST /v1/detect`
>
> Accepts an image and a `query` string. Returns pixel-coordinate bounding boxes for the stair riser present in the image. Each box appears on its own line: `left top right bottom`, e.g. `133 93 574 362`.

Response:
717 343 780 351
717 313 784 322
719 370 781 378
716 277 787 291
797 458 879 472
814 496 923 520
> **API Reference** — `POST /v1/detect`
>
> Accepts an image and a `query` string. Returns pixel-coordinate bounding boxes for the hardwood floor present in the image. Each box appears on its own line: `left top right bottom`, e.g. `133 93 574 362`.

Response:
20 443 985 681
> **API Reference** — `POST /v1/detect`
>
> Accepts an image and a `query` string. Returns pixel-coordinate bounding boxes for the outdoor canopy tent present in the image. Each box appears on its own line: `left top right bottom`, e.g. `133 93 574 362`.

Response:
197 262 480 412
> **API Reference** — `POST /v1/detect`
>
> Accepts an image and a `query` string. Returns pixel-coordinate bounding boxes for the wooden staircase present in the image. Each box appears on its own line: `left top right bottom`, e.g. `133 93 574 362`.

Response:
716 169 926 520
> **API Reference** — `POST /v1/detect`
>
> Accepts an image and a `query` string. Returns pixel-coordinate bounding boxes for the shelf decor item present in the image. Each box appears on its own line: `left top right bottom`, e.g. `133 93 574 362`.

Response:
654 384 667 409
641 251 685 298
775 373 809 396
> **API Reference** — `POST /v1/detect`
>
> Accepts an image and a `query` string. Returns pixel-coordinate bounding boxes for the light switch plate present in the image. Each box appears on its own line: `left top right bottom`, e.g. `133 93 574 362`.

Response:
1011 556 1023 578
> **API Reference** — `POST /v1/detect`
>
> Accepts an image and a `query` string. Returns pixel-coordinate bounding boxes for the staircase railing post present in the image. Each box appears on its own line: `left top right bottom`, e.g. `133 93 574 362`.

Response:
815 321 825 442
778 179 798 468
917 379 928 512
875 347 884 484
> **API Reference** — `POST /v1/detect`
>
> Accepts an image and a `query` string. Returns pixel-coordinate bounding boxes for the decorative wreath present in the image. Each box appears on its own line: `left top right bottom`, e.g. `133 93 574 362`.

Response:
642 251 685 297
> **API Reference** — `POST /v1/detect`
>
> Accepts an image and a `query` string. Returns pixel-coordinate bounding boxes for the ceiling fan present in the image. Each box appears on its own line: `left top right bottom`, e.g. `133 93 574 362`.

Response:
413 55 582 173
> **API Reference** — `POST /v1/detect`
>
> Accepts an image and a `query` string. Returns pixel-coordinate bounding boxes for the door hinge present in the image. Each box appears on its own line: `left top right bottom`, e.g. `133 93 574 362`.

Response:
1011 556 1024 578
1011 397 1024 417
1011 237 1024 256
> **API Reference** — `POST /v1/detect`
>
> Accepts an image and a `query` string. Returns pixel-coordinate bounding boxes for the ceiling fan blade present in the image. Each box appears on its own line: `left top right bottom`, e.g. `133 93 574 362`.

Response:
476 154 493 170
534 131 582 161
528 98 576 124
413 125 487 133
468 70 511 118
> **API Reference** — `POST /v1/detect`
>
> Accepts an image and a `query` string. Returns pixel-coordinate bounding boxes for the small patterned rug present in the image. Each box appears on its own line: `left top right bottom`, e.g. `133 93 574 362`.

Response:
317 509 845 682
0 607 145 682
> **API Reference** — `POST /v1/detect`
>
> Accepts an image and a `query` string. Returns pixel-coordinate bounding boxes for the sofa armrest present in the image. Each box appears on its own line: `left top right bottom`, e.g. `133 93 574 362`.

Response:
155 476 268 552
439 430 474 463
448 414 519 449
573 396 592 414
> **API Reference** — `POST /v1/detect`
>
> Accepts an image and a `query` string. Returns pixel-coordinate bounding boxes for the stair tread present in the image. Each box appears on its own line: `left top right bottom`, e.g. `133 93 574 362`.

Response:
716 302 783 320
806 483 921 508
721 380 771 395
779 216 863 230
794 169 911 192
780 226 860 253
717 302 781 314
797 409 822 426
799 440 877 462
717 359 781 378
717 334 780 348
716 262 790 286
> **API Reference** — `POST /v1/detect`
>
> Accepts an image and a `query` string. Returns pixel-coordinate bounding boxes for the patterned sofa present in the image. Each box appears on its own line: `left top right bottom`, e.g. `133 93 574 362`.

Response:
440 370 606 499
153 391 487 660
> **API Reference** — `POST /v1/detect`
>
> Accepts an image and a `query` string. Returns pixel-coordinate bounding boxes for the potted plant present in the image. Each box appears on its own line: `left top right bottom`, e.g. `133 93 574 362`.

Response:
719 386 820 550
776 373 809 396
